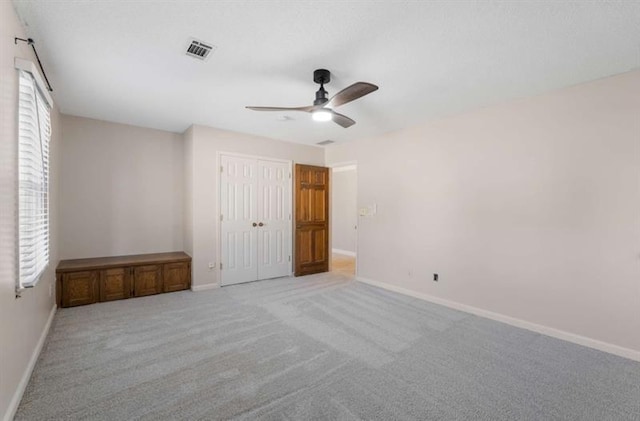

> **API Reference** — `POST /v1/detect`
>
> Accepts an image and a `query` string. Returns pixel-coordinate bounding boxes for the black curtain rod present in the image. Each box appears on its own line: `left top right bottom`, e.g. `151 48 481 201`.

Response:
15 37 53 92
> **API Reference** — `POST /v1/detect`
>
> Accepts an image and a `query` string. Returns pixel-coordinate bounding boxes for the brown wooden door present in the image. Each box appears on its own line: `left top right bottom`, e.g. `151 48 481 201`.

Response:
163 262 191 292
133 265 163 297
100 267 131 302
294 164 329 276
62 271 99 307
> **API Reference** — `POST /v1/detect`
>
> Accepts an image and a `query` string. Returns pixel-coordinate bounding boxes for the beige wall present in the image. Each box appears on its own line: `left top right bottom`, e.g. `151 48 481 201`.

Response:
0 2 60 419
183 126 194 258
326 70 640 356
331 168 357 254
185 125 324 287
60 115 184 259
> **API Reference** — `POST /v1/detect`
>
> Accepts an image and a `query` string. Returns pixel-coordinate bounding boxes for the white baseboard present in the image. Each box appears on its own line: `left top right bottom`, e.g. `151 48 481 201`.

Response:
191 283 219 292
332 248 356 257
356 276 640 362
4 304 57 421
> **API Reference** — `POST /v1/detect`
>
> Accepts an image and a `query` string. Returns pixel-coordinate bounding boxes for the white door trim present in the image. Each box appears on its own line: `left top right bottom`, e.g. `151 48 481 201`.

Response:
217 152 293 286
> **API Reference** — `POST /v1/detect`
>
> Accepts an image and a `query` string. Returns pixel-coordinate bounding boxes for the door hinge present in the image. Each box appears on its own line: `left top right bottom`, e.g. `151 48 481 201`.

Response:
220 214 223 221
289 172 292 179
220 263 223 270
220 165 224 173
289 213 291 220
288 256 291 262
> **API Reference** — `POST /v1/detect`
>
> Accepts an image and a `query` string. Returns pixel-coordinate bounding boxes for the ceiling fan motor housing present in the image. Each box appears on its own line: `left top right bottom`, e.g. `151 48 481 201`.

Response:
314 88 328 106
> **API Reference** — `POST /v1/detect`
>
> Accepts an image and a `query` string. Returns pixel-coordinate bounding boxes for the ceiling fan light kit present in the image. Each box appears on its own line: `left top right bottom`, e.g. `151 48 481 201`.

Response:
312 109 333 122
246 68 378 128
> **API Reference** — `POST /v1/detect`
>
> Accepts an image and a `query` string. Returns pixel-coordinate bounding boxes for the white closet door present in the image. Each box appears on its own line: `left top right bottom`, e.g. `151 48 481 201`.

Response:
220 155 258 286
257 160 291 280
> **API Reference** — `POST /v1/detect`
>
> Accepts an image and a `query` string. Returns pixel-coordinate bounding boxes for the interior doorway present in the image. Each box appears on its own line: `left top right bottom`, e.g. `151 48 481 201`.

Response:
330 164 357 276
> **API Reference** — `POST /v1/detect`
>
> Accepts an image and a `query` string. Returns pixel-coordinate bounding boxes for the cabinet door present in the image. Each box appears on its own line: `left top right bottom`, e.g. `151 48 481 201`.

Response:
100 267 131 302
133 265 162 297
62 271 98 307
163 262 190 292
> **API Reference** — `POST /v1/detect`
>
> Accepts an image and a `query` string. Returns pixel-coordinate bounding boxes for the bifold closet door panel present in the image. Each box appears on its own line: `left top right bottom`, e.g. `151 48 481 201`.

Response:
220 155 259 286
257 159 292 280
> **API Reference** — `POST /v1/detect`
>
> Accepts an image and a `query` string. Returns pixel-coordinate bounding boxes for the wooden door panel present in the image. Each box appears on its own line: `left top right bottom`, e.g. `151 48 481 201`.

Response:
296 227 327 263
295 226 329 275
62 271 98 307
163 262 191 292
297 229 312 264
133 265 162 297
313 228 327 262
100 267 131 302
313 189 327 222
314 169 326 184
300 188 310 221
295 164 329 276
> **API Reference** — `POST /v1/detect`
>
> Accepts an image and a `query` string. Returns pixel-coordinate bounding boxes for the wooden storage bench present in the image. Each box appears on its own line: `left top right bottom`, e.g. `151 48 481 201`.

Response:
56 252 192 308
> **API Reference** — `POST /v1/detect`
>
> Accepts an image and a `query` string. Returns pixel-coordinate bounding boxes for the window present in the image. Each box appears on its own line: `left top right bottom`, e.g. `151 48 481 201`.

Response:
17 68 51 289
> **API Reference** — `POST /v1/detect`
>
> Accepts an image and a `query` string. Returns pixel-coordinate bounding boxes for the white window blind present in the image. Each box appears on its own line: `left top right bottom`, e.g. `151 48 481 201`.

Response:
18 69 51 289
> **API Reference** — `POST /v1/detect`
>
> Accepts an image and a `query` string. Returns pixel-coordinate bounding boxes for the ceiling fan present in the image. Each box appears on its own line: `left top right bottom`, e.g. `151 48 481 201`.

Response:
246 69 378 128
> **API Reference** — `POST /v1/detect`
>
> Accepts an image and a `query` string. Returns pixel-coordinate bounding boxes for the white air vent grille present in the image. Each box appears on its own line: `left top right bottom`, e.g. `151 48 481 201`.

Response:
186 38 215 61
316 140 335 146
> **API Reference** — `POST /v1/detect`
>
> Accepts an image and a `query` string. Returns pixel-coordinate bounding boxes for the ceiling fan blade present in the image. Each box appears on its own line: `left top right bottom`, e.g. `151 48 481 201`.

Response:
331 111 356 128
327 82 378 108
245 105 313 112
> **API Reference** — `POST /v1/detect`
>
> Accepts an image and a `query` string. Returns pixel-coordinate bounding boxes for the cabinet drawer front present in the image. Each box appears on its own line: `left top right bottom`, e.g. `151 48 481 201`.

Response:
163 262 191 292
100 268 131 302
133 265 162 297
62 271 98 307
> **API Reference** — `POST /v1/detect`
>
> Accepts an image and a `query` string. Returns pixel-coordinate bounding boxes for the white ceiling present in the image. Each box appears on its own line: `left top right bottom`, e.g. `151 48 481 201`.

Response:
13 0 640 145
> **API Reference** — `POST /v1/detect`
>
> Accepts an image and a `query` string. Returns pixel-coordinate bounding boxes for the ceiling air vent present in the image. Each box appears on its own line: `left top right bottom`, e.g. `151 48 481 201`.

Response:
186 38 215 61
316 140 335 146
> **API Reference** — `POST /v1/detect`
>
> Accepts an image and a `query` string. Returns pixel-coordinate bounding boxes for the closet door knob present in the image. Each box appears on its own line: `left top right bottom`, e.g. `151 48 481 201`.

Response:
258 222 264 227
252 222 258 227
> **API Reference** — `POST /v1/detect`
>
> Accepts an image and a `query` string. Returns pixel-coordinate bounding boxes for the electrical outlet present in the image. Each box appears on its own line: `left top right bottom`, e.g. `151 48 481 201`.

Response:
433 273 439 282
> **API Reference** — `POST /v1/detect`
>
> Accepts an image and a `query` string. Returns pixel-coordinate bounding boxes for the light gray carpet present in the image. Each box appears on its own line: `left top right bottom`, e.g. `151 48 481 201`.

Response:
16 273 640 420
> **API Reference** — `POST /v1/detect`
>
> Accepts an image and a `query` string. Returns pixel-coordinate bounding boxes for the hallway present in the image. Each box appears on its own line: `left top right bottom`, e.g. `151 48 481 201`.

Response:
332 253 355 276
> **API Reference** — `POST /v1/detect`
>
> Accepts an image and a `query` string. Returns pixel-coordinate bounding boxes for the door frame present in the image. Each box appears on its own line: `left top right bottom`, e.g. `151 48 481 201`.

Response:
328 161 358 276
217 152 293 286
